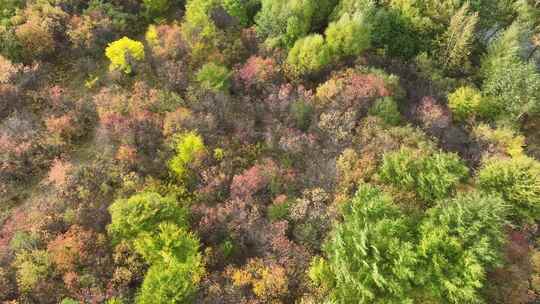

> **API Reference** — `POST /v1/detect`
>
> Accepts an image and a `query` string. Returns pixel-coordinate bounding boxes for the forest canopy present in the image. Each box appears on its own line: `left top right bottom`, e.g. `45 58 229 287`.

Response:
1 0 540 303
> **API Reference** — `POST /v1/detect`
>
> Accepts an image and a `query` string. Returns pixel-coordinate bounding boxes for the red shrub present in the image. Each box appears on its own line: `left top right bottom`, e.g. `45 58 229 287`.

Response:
230 164 271 200
47 158 73 189
236 56 278 89
416 96 451 130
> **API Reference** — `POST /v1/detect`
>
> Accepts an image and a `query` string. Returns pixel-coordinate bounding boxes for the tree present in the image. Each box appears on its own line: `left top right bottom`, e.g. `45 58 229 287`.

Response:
480 22 540 122
379 147 469 203
195 62 232 92
134 222 201 265
325 12 370 59
168 131 206 180
181 0 222 63
330 0 374 20
287 34 330 76
108 192 189 243
438 2 478 73
313 184 418 303
482 59 540 123
136 258 203 304
134 224 204 304
418 192 507 303
105 37 145 74
13 250 53 294
447 86 482 121
255 0 315 48
221 0 261 26
477 156 540 224
368 97 402 125
368 8 424 59
143 0 170 19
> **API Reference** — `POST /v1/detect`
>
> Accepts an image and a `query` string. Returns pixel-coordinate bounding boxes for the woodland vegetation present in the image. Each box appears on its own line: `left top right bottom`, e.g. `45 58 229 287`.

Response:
1 0 540 303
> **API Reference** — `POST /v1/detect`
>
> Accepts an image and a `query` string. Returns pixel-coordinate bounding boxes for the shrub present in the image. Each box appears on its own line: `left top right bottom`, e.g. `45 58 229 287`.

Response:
313 184 418 303
268 200 290 221
472 124 525 158
325 12 370 59
145 24 186 61
379 147 469 203
290 100 313 131
368 97 401 125
14 3 66 60
105 37 145 74
236 56 278 89
289 188 330 250
195 62 232 92
447 86 482 121
418 192 507 303
287 34 330 76
229 163 270 200
68 1 134 53
0 55 18 83
227 258 289 302
108 191 189 243
143 0 170 19
477 156 540 224
168 132 206 180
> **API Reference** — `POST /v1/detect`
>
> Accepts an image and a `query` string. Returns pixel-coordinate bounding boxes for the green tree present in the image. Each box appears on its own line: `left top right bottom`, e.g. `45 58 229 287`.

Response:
134 222 201 265
105 37 145 74
477 156 540 224
480 22 540 122
108 192 189 243
13 250 53 294
313 184 418 303
168 132 206 180
482 59 540 122
136 258 203 304
181 0 220 63
195 62 232 92
134 224 204 304
438 2 478 73
222 0 261 26
330 0 374 20
255 0 315 48
369 8 424 59
418 192 507 303
325 12 370 59
379 147 469 203
447 86 482 121
368 97 402 125
287 34 330 76
143 0 170 19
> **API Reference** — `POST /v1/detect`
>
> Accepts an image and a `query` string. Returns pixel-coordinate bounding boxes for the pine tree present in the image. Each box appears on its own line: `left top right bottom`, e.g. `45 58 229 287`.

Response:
438 2 478 74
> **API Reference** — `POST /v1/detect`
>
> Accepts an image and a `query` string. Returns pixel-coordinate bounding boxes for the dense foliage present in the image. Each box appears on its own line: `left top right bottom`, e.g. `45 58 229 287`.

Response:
1 0 540 303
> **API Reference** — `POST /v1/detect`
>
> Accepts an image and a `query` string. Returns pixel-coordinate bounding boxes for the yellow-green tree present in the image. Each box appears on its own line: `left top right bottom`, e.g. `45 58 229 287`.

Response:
105 37 145 74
